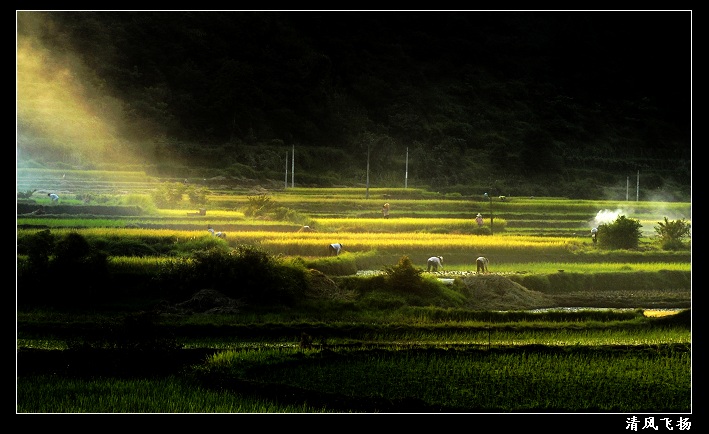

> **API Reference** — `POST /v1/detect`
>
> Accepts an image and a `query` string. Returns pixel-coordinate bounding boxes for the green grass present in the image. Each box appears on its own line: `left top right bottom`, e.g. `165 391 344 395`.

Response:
18 322 691 413
194 344 690 412
16 375 335 413
16 179 692 413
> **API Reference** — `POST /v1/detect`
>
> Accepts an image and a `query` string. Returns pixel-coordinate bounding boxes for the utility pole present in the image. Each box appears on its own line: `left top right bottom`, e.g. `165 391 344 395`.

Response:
365 143 370 199
636 170 640 201
291 144 295 188
484 192 493 235
285 150 288 189
405 147 409 188
626 176 629 201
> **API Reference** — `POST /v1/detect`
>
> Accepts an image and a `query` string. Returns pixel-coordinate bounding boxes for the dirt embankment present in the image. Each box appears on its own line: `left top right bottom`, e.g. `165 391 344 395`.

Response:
460 274 556 310
459 273 690 310
162 272 689 315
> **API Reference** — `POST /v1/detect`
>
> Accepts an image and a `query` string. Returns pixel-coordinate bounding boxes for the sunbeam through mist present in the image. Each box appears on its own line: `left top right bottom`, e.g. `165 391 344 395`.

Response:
16 12 143 168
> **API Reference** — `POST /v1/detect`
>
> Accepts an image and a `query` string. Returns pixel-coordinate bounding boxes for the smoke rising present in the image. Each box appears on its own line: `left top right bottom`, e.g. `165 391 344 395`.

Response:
591 202 691 237
593 209 623 226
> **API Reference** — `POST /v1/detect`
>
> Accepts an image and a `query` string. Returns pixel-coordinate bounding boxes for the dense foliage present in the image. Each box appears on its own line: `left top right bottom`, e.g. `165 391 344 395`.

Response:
597 215 643 249
654 216 692 250
18 230 110 306
16 11 691 200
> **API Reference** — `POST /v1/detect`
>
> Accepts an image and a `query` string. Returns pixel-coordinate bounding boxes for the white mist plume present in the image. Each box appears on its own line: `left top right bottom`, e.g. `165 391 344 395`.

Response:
591 209 626 227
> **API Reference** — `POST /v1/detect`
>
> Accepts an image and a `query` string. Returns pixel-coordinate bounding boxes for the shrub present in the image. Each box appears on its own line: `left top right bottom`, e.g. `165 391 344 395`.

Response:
17 230 56 306
172 245 308 306
150 182 188 207
243 193 275 217
185 185 210 205
382 255 437 296
654 217 691 250
597 215 643 249
18 231 111 306
383 256 422 289
51 232 109 303
19 229 55 269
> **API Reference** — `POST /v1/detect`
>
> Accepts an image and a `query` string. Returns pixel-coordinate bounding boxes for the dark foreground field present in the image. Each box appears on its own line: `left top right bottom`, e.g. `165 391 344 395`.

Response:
17 340 691 413
17 272 691 413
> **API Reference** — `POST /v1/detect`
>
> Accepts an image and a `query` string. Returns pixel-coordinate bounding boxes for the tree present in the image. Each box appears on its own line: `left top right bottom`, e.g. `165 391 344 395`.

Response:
654 217 691 250
150 182 188 207
597 215 643 249
186 185 210 205
50 232 109 305
383 255 424 293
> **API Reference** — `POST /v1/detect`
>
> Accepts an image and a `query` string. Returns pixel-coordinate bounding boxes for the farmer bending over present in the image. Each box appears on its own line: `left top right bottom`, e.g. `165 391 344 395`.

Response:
427 256 443 272
476 256 489 274
328 243 343 256
208 225 227 239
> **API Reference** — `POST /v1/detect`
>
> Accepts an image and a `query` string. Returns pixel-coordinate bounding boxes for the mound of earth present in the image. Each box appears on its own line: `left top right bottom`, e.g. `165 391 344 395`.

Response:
460 274 555 310
166 288 244 314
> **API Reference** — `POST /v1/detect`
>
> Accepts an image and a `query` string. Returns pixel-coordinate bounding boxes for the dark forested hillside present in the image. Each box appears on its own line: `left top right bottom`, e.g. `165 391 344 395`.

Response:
16 11 692 200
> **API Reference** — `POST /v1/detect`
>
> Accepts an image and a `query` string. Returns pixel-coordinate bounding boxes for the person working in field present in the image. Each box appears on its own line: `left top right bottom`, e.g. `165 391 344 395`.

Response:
328 243 343 256
48 193 59 203
427 256 443 272
382 203 390 218
207 225 227 239
475 213 484 227
476 256 489 274
591 227 598 244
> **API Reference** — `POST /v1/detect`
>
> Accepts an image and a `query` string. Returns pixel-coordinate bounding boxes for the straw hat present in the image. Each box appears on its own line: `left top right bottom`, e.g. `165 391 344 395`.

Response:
476 213 482 217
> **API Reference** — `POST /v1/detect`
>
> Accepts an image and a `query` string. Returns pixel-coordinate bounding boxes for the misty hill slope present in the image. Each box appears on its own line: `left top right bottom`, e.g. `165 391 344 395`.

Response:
16 11 691 200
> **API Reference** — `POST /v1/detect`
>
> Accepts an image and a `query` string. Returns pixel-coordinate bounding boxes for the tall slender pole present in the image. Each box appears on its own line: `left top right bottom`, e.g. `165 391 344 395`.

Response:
291 145 295 188
365 144 370 199
405 147 409 188
636 170 640 201
285 151 288 189
484 192 493 235
626 176 629 201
